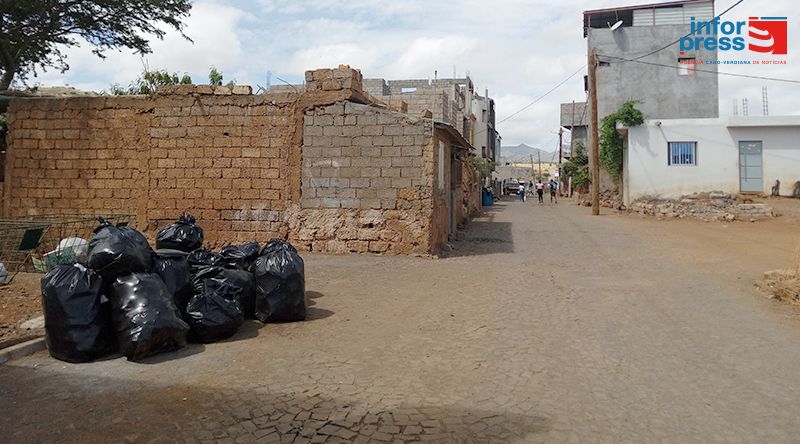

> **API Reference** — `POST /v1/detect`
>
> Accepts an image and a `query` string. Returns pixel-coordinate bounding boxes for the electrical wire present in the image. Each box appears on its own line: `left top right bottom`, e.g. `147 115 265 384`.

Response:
624 0 745 61
496 64 587 126
598 54 800 84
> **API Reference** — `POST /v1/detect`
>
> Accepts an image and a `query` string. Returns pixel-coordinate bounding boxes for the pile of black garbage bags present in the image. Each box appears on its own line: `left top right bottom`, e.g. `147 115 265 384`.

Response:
40 215 306 363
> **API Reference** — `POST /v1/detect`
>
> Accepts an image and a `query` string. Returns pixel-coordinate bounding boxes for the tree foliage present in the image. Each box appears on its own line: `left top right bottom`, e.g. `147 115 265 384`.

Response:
110 69 191 95
599 101 644 177
471 156 498 179
562 141 590 189
0 0 193 90
208 66 223 86
208 66 235 88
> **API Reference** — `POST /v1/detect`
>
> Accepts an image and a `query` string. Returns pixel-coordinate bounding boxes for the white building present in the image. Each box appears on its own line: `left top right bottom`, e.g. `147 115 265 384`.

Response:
623 116 800 204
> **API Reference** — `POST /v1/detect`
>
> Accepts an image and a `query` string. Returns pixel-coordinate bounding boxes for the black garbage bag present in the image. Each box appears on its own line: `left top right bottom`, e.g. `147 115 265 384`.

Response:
187 249 225 275
186 266 245 343
226 268 257 319
41 264 117 363
220 241 260 271
86 217 153 280
110 273 189 361
151 249 192 314
156 214 204 252
253 239 306 323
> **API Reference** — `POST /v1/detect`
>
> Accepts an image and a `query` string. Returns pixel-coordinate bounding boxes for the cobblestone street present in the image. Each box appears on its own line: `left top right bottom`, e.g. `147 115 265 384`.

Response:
3 199 800 443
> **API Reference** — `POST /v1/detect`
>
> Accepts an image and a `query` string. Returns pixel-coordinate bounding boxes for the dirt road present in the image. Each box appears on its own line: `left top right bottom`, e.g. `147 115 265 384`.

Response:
2 198 799 443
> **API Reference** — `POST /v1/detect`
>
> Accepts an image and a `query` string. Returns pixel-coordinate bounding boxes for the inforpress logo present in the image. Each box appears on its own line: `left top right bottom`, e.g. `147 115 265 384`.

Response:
748 16 788 55
679 16 788 55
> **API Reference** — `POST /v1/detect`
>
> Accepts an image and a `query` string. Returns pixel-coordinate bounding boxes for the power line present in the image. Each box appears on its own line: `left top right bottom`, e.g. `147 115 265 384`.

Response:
597 54 800 84
496 64 587 125
625 0 745 61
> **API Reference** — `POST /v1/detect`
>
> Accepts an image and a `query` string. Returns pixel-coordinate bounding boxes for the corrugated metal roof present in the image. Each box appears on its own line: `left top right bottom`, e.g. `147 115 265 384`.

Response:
630 1 714 26
584 0 711 16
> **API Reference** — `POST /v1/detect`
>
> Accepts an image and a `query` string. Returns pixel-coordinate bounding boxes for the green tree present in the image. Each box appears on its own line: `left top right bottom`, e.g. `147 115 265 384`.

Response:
562 141 590 189
599 101 644 177
111 69 191 95
471 156 498 179
0 0 193 90
208 66 235 87
208 66 223 86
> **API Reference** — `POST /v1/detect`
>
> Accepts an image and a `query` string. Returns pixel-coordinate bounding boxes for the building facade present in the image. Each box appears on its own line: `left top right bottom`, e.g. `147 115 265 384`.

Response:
583 0 719 189
623 116 800 203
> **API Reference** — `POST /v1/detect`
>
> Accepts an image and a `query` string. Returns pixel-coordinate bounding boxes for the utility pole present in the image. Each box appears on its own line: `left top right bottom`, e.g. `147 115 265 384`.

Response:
530 154 535 181
588 48 600 216
558 126 563 187
537 150 542 181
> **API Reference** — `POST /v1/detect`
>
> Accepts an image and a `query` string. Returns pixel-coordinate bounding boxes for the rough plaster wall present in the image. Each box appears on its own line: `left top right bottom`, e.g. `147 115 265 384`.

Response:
297 101 437 255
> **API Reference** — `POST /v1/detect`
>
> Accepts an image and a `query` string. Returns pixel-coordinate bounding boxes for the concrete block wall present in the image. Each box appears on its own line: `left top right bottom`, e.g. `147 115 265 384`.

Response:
362 79 389 97
297 101 437 255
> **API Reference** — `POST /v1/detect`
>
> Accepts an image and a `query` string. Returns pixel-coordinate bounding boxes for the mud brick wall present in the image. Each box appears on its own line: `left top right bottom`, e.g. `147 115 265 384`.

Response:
296 101 438 255
4 90 300 244
4 97 152 216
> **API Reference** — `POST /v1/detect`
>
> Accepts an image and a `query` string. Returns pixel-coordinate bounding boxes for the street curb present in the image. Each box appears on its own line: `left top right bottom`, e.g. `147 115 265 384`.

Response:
0 337 46 365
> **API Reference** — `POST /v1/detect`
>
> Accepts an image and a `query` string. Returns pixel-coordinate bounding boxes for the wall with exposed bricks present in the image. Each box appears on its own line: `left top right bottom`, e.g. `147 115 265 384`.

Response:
4 65 476 254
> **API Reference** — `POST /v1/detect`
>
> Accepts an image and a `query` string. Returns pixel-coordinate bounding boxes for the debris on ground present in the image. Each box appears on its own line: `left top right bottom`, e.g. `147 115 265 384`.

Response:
576 190 625 210
0 272 45 347
631 192 775 222
756 269 800 304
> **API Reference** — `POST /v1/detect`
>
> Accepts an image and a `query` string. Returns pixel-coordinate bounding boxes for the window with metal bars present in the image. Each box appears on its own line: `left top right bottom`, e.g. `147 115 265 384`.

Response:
668 141 697 165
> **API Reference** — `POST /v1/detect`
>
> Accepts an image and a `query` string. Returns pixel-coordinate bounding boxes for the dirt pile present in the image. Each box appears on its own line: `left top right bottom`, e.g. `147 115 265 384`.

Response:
756 269 800 304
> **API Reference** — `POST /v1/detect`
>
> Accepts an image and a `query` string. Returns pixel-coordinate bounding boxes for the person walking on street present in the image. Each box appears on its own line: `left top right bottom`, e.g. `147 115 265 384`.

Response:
518 183 526 202
535 179 545 204
549 179 558 203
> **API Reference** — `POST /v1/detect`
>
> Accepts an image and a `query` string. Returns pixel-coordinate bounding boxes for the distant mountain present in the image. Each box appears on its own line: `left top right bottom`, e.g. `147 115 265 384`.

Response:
500 144 557 164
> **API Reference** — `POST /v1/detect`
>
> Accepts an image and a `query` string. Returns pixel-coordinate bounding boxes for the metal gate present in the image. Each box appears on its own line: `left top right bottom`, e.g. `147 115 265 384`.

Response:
739 141 763 193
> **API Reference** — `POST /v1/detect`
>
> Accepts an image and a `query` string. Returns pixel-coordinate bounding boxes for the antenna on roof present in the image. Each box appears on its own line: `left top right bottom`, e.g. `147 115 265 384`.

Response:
609 20 623 31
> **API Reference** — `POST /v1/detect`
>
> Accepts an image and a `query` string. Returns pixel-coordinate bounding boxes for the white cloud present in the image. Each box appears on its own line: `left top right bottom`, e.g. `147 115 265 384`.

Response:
34 0 249 90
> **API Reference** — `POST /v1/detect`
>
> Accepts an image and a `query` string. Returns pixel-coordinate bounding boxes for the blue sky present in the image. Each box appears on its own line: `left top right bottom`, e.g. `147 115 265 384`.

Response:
32 0 800 149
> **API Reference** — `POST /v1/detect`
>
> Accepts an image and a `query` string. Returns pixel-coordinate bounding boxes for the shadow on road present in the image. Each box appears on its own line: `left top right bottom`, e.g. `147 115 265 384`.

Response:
441 201 514 258
0 364 552 442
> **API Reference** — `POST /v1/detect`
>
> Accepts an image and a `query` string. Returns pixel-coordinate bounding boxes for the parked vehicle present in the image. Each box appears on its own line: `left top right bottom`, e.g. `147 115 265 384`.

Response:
504 178 521 195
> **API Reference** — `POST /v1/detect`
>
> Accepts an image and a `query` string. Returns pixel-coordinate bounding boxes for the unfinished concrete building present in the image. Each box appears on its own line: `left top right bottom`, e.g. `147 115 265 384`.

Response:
3 66 480 256
364 77 500 163
560 101 588 158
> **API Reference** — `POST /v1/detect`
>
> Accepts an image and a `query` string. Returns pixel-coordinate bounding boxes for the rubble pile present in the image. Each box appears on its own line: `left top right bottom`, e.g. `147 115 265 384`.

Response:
40 214 307 363
631 192 774 222
757 269 800 304
576 191 625 210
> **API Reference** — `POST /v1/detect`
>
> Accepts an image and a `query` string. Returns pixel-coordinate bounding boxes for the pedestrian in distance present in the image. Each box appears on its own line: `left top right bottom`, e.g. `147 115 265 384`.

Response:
518 183 526 202
549 179 558 203
535 179 545 204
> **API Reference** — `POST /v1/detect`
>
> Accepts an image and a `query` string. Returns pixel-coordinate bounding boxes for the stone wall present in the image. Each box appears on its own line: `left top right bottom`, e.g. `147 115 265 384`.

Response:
296 101 438 255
